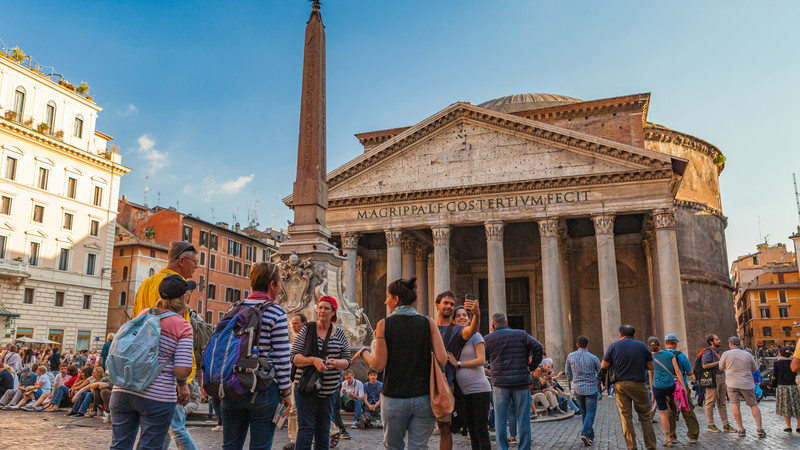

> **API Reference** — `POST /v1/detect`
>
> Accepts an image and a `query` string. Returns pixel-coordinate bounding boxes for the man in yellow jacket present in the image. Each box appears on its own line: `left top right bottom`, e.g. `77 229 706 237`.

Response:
132 241 199 449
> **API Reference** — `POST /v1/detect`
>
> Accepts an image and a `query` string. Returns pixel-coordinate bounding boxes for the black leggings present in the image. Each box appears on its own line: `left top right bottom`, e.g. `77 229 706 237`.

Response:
462 391 492 450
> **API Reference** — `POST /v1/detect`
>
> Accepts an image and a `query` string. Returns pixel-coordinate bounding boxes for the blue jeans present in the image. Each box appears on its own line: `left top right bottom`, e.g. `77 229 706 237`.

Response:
574 394 598 440
71 391 93 414
492 387 531 450
209 397 223 425
295 386 333 450
110 391 176 450
50 385 69 406
221 383 280 449
563 396 581 413
381 394 436 450
342 392 363 423
163 405 198 450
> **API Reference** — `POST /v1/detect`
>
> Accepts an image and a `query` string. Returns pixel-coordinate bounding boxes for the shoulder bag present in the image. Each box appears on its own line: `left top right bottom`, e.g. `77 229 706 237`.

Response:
297 322 334 396
430 319 454 420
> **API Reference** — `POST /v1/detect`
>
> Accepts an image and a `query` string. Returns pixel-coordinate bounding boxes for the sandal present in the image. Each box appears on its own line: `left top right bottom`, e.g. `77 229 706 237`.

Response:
785 428 793 432
663 441 674 447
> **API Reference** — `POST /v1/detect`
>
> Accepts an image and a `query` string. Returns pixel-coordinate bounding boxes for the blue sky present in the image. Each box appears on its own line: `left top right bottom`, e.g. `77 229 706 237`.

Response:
2 1 799 266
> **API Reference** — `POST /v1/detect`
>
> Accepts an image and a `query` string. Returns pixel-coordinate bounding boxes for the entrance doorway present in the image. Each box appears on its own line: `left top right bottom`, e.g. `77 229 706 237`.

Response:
478 277 531 335
48 329 63 352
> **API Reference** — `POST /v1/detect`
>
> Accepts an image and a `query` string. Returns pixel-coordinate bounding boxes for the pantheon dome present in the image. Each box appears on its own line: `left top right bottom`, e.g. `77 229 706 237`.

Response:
478 93 582 114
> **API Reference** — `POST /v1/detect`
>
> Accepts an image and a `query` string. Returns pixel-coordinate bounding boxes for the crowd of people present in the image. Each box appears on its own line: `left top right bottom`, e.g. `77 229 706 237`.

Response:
3 239 800 450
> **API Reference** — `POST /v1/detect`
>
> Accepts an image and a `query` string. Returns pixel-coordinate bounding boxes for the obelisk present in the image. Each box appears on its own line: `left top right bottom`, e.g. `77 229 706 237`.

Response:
287 0 329 248
277 1 371 345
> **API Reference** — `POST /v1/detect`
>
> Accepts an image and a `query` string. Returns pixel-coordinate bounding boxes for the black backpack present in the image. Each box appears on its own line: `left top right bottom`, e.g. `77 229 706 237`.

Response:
693 348 716 388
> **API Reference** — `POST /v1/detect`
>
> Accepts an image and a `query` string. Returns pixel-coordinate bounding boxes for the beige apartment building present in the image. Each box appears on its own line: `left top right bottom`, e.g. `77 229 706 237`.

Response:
0 49 129 351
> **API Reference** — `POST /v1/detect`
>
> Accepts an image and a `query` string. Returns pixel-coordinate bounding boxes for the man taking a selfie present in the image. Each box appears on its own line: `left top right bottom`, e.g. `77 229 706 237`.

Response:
434 291 480 450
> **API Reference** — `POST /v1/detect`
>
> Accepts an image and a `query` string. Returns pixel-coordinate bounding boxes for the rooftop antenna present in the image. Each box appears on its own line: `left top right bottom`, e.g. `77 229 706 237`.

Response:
758 216 763 244
143 176 150 208
794 173 800 227
211 208 215 222
157 191 161 206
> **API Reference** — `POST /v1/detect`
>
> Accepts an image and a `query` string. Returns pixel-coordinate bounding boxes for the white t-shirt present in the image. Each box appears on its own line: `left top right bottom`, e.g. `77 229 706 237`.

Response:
343 379 364 398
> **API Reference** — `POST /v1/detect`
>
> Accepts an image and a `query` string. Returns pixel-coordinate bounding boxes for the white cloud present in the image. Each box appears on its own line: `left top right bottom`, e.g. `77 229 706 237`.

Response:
219 174 254 194
196 174 255 199
119 104 139 116
134 133 168 173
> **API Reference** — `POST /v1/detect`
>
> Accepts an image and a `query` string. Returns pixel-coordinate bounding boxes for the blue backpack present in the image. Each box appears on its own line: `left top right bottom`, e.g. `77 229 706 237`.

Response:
107 308 178 392
203 301 275 402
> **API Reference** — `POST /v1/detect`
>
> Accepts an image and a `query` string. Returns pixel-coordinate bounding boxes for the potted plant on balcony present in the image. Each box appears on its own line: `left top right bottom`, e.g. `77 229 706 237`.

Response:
3 110 16 121
55 130 64 139
11 47 25 63
36 122 49 134
77 81 89 95
24 117 33 126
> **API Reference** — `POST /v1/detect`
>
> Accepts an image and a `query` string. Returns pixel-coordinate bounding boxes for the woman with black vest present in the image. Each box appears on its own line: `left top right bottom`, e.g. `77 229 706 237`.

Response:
353 278 447 450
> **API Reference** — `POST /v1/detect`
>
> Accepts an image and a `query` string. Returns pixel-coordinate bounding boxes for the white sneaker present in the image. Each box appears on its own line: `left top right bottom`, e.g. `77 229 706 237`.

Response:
211 425 223 432
9 405 19 410
102 412 110 424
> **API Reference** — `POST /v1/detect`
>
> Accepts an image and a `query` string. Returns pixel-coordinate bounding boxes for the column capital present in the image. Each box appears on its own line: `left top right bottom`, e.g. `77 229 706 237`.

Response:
652 208 677 230
401 236 417 255
591 214 616 235
415 245 430 262
431 225 451 245
485 220 504 241
385 229 403 247
341 232 361 250
537 217 560 238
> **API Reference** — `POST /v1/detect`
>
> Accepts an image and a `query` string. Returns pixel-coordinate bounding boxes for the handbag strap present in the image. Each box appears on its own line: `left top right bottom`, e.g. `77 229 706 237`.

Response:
320 324 334 359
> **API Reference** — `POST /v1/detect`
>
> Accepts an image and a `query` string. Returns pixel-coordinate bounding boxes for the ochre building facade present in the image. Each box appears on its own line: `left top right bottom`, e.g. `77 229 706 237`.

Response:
285 93 735 368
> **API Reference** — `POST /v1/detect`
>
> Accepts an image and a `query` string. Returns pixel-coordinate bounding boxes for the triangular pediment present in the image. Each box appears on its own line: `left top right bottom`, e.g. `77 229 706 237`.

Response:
85 242 103 251
311 103 679 203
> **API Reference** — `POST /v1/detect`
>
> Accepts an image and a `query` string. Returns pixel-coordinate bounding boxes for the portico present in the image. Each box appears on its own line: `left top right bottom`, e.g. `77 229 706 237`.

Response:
284 93 735 364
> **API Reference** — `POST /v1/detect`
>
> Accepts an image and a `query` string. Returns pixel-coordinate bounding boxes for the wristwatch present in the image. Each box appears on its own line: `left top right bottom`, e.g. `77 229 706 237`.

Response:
457 361 462 367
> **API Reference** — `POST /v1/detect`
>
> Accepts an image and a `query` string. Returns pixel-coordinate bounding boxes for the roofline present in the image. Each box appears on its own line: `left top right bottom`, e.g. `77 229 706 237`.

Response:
94 130 114 141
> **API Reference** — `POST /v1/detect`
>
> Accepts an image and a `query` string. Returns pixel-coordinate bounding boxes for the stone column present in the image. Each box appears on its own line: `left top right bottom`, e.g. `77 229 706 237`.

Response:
652 208 688 351
427 253 436 317
401 236 416 280
592 214 622 351
538 218 566 371
431 225 451 297
341 232 360 306
385 229 403 287
416 246 430 316
485 220 507 320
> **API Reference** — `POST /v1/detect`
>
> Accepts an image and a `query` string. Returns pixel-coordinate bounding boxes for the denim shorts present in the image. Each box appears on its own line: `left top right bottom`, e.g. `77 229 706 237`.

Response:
652 385 675 411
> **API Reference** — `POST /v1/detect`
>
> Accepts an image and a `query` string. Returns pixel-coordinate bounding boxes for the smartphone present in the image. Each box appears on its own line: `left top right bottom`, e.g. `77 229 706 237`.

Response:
465 294 476 302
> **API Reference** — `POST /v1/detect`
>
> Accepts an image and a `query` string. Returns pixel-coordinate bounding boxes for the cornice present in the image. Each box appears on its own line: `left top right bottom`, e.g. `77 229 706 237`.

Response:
644 123 724 172
673 199 727 227
0 118 130 175
516 93 651 126
327 168 673 208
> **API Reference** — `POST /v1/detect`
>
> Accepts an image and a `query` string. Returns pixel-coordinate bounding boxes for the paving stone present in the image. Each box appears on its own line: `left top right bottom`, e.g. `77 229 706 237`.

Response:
1 397 797 449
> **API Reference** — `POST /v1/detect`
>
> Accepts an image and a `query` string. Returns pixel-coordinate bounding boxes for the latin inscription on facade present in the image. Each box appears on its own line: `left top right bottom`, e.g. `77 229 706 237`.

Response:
356 190 591 220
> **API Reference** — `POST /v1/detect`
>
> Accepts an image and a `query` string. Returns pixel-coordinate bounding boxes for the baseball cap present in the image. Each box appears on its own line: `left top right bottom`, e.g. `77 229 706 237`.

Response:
664 333 679 342
168 241 196 262
159 274 197 300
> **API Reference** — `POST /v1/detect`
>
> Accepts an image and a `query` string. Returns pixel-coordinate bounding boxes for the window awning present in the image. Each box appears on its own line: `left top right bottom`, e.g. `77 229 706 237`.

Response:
0 306 19 318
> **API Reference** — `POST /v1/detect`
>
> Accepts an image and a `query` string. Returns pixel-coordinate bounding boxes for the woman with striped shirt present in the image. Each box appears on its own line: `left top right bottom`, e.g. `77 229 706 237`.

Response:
291 296 352 449
110 274 194 450
222 261 292 449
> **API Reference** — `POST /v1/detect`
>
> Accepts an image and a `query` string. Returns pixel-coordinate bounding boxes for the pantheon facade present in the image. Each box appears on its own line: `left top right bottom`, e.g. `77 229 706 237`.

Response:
285 93 735 368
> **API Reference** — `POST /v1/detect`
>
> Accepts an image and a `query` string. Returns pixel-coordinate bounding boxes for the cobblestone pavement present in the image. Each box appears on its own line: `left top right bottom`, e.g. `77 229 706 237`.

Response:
1 397 798 449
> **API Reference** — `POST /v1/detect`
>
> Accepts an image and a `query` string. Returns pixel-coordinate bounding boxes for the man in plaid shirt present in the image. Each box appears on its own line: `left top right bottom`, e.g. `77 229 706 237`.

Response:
566 335 602 446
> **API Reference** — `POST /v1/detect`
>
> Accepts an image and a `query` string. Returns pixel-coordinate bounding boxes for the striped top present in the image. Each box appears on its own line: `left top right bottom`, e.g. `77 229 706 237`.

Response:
240 299 291 391
290 324 351 397
565 348 601 396
113 309 193 403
